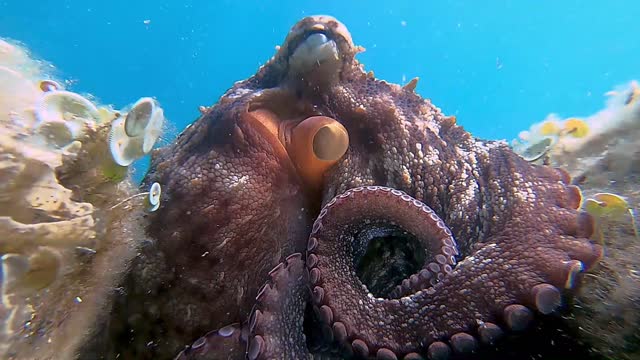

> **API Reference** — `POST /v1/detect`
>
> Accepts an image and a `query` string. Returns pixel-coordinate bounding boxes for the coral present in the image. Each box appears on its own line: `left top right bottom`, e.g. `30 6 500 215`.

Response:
512 80 640 179
0 38 165 359
585 192 638 242
512 81 640 360
572 185 640 360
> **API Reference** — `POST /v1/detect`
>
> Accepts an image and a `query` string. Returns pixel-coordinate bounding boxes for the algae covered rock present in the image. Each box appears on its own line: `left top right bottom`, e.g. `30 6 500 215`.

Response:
512 81 640 360
0 38 165 359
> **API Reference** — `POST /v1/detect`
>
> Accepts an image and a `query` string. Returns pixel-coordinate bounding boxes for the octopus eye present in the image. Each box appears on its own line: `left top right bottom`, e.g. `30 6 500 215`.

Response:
288 116 349 189
312 121 349 161
289 32 340 76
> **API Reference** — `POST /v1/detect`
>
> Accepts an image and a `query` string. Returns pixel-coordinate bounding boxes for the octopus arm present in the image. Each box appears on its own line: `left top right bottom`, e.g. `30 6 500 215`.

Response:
306 120 602 358
141 87 313 351
247 253 312 360
174 323 246 360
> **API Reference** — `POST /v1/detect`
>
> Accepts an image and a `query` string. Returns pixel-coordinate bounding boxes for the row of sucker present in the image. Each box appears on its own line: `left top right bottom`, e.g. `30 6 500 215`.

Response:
172 179 600 359
304 185 598 359
388 203 459 298
247 253 312 359
316 186 459 297
173 323 246 360
307 186 465 359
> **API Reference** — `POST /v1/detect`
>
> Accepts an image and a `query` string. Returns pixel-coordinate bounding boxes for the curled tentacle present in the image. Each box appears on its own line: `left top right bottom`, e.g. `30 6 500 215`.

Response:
307 186 464 357
311 186 459 300
306 185 602 359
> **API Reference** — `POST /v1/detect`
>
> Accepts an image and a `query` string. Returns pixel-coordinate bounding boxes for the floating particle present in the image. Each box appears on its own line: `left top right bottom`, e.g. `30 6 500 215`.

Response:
143 19 151 25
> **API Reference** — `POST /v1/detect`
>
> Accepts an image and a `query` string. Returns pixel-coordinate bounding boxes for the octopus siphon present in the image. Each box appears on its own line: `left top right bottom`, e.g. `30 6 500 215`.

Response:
107 15 603 360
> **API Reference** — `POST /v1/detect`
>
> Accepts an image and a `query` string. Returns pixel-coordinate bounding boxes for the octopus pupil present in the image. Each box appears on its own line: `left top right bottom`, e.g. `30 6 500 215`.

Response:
353 225 426 298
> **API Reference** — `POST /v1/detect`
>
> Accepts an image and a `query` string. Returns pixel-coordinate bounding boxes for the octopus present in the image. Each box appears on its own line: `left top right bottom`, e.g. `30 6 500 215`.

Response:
120 15 603 360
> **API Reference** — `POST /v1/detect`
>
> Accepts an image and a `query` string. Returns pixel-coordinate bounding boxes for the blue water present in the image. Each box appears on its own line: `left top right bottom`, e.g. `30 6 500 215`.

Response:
1 0 638 143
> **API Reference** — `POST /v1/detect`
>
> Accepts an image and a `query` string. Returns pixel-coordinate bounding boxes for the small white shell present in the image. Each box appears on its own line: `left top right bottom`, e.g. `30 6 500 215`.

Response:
145 182 161 212
142 107 164 153
37 90 100 125
520 136 557 162
125 97 156 137
109 117 145 166
38 79 62 92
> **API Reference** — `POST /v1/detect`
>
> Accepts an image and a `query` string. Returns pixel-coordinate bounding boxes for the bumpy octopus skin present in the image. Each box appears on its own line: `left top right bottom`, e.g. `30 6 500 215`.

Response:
137 16 603 360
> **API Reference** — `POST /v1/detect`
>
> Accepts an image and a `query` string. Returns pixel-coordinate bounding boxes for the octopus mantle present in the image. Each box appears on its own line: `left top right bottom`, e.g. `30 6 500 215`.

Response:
116 15 602 360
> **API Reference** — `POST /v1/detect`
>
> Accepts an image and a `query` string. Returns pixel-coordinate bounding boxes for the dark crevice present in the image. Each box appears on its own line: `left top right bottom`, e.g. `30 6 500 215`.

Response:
353 224 425 298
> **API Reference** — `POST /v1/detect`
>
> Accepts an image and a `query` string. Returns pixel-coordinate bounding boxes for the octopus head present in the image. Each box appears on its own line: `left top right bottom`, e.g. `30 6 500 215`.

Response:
276 15 358 89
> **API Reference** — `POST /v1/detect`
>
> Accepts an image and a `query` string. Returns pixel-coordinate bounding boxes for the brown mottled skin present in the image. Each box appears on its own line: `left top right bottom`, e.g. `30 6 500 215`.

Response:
110 16 602 359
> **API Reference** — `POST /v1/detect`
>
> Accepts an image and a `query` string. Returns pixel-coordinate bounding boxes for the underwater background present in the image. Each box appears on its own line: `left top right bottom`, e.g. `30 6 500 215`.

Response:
2 2 640 359
2 0 639 154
